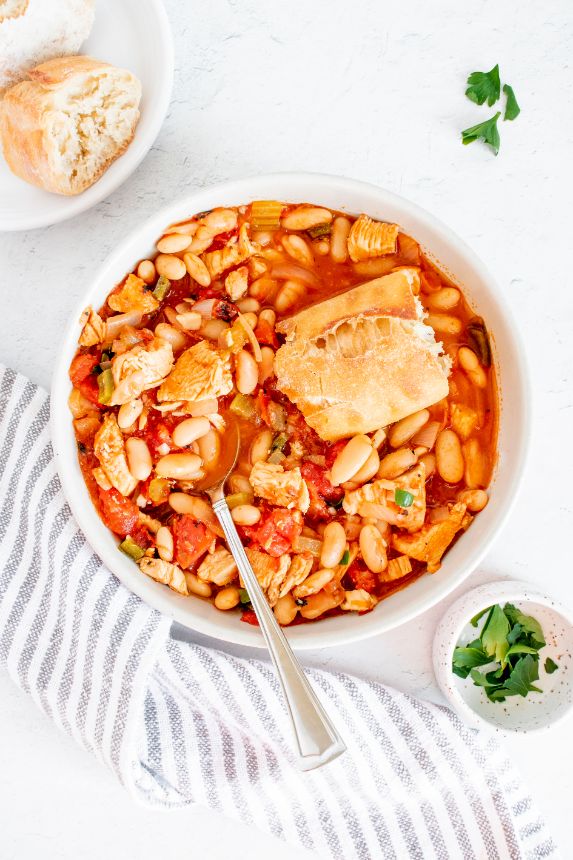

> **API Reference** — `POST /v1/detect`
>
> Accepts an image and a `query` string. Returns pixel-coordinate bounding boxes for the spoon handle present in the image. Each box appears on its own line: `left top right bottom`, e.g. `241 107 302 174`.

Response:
212 498 346 771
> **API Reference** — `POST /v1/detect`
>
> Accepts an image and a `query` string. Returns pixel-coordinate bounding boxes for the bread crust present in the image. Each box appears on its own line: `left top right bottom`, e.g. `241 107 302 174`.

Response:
274 269 450 441
0 55 140 195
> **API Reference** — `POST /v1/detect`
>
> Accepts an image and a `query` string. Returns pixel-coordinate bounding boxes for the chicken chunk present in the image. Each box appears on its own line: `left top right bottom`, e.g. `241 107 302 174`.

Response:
343 463 426 532
78 306 106 347
111 338 174 406
139 557 188 595
202 223 257 278
157 341 232 403
196 547 238 586
391 502 471 573
108 274 159 315
347 215 399 262
450 403 479 441
93 413 137 497
244 548 291 606
249 461 310 513
225 266 249 301
341 589 378 611
278 553 313 599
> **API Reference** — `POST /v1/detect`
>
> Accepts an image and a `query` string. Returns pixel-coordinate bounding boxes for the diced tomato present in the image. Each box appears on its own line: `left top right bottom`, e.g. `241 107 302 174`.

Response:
209 229 238 251
325 440 347 470
69 353 98 386
129 523 153 549
142 417 175 458
256 391 271 426
301 461 344 518
244 508 302 557
173 516 214 569
254 318 279 348
98 488 139 536
347 562 378 594
240 609 259 626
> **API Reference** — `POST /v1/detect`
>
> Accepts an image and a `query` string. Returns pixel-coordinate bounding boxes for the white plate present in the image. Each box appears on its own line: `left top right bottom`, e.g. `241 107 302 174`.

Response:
51 173 531 649
0 0 173 232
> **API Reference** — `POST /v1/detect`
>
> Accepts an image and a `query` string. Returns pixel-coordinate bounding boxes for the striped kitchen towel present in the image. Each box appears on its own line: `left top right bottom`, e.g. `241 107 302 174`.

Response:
0 365 558 860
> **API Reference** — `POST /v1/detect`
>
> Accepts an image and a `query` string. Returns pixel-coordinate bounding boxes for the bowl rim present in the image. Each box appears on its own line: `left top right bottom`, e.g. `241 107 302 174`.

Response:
432 580 573 733
50 171 532 649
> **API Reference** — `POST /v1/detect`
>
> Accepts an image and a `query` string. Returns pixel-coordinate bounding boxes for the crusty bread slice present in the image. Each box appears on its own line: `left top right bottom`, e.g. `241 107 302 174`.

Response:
0 0 94 90
274 269 451 441
0 56 142 195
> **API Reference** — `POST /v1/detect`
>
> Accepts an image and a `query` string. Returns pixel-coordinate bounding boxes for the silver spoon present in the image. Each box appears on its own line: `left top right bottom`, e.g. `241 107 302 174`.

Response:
197 419 346 771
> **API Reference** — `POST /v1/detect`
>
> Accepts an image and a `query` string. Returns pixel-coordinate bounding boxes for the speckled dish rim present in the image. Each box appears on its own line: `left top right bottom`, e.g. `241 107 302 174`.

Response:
433 580 573 733
51 172 532 649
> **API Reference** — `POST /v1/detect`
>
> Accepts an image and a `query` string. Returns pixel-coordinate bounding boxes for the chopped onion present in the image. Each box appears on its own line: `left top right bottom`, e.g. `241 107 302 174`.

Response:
237 314 262 362
271 262 319 287
292 534 322 557
105 311 142 339
192 298 217 318
411 420 441 450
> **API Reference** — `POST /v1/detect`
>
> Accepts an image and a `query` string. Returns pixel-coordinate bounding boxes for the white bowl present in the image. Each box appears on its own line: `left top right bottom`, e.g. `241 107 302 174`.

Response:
0 0 174 232
51 172 531 649
433 581 573 732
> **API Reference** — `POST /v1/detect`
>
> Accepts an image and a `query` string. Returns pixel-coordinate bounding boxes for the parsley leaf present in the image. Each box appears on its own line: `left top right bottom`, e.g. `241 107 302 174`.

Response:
481 604 510 663
544 657 559 674
461 113 501 156
452 645 490 678
504 604 545 648
503 84 520 121
465 64 501 106
502 654 542 697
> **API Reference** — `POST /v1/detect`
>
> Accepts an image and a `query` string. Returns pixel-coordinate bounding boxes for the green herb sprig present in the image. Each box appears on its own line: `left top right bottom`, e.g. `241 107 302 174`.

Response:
461 65 520 155
452 603 557 702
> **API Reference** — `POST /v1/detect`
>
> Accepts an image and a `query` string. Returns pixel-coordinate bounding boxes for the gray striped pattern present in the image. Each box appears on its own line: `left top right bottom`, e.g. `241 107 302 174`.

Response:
0 367 559 859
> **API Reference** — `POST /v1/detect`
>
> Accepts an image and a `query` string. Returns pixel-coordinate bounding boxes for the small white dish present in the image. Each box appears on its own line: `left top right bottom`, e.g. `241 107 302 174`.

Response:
433 580 573 733
0 0 173 232
51 173 531 649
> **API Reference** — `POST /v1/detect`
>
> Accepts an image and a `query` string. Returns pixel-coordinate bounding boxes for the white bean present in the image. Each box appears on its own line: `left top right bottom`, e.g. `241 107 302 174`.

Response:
183 252 211 286
202 208 238 233
155 254 186 281
258 346 275 385
282 234 314 266
377 448 418 479
435 429 464 483
231 504 261 526
458 346 487 388
359 525 388 573
273 593 298 625
330 435 373 486
330 216 351 263
117 398 143 430
281 207 333 231
235 349 259 394
156 526 174 562
274 279 305 312
350 448 380 484
156 452 203 480
175 311 203 331
236 298 260 313
258 308 276 327
389 409 430 448
187 398 218 417
172 416 211 448
185 572 212 597
426 313 463 336
425 287 461 311
463 438 486 489
215 586 241 610
157 233 192 254
137 260 156 284
197 428 220 470
457 488 488 512
126 437 152 481
320 521 347 569
249 429 273 465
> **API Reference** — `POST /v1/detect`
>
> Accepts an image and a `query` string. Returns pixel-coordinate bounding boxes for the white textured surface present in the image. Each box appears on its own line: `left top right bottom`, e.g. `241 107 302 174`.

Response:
1 0 573 857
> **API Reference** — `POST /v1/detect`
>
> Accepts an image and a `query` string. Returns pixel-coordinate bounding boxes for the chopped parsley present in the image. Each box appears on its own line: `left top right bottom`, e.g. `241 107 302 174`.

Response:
461 113 501 156
465 64 500 106
503 84 520 121
339 549 350 566
452 603 557 702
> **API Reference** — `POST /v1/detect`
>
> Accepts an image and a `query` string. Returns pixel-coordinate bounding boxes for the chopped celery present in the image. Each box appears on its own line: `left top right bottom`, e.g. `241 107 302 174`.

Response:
238 588 251 604
226 491 253 509
148 477 170 503
307 222 332 239
119 536 145 562
251 200 284 231
229 393 257 421
267 449 286 465
153 275 171 301
271 432 288 452
97 368 114 404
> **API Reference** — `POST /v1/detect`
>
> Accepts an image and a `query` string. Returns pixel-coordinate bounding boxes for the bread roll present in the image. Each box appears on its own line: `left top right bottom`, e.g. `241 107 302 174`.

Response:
0 56 142 195
0 0 94 90
274 269 451 441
